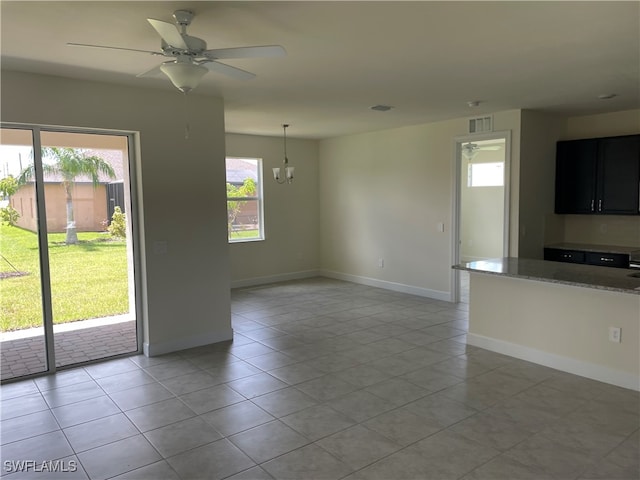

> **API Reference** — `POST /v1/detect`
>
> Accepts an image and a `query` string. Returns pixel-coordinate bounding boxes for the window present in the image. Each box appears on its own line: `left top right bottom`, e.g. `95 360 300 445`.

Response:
226 157 264 242
467 162 504 187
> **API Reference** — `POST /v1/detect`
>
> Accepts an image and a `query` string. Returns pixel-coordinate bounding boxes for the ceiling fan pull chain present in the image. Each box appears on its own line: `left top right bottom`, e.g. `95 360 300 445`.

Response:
183 92 190 140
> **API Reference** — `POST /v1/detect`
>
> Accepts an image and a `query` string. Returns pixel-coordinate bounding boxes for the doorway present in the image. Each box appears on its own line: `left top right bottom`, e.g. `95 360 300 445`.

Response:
452 132 510 303
0 126 141 381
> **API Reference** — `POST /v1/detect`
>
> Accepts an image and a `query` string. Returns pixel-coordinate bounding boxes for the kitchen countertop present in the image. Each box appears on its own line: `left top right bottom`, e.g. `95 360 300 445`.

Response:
453 257 640 295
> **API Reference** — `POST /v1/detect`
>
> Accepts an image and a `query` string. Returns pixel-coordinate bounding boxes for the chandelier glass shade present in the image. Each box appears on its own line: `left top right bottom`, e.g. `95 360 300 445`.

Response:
273 124 294 184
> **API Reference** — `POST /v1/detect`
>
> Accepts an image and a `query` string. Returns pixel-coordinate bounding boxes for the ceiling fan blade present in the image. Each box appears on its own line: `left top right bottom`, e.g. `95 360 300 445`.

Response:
147 18 188 49
202 45 286 59
136 64 163 78
479 146 503 151
67 42 162 55
200 60 256 80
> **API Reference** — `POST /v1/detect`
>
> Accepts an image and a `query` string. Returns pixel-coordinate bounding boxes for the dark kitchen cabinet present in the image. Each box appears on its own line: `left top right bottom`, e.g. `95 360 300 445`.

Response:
555 139 598 213
597 136 640 214
584 252 630 269
555 134 640 215
543 248 586 264
544 247 630 269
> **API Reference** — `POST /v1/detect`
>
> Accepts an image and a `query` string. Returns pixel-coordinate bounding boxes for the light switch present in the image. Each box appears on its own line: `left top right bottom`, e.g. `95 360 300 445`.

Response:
437 222 445 233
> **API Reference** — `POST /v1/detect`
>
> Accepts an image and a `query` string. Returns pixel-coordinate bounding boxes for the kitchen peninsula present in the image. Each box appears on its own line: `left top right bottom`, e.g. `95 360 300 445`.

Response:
454 258 640 391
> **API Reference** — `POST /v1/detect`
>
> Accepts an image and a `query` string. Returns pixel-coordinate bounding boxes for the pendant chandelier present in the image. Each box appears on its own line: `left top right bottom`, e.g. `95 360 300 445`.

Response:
273 124 295 184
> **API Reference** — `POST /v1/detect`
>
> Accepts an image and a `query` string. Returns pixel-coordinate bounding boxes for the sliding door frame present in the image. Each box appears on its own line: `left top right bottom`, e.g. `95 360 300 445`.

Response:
1 122 143 381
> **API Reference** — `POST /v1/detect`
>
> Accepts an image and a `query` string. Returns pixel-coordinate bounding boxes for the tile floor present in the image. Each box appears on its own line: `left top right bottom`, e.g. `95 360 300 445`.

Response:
1 277 638 480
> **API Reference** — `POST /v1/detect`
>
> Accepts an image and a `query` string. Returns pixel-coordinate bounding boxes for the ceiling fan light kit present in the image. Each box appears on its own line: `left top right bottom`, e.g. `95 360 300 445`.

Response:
462 143 478 160
68 9 286 94
462 142 502 160
160 62 208 93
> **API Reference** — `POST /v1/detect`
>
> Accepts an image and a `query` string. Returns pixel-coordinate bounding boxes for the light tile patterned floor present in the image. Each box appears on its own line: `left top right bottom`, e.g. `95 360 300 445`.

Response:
1 277 638 479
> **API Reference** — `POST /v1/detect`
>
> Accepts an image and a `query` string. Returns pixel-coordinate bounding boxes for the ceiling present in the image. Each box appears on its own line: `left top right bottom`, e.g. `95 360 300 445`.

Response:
1 1 639 139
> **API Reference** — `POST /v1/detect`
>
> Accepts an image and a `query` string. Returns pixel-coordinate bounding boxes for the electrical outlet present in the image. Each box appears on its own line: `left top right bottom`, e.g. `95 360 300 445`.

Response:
609 327 621 343
377 258 384 268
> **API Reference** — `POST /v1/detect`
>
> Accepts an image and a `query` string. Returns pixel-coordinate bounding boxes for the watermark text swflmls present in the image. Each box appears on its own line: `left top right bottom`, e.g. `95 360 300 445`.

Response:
4 460 78 473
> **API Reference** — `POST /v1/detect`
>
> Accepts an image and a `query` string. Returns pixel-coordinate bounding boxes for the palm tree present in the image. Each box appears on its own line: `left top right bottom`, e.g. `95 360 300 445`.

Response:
18 147 116 244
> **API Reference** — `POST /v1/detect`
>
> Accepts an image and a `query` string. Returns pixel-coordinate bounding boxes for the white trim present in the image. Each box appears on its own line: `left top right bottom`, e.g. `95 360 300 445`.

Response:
231 270 320 289
467 333 640 391
451 130 511 304
143 328 233 357
321 270 451 302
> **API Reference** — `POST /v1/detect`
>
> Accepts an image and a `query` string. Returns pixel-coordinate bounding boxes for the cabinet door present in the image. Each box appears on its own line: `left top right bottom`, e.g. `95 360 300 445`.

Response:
585 252 630 269
544 248 585 264
597 135 640 214
555 139 598 214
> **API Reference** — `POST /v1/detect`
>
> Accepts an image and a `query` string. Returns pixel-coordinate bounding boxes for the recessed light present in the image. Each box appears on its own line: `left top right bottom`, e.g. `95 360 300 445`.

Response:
467 100 480 107
370 104 393 112
598 93 617 100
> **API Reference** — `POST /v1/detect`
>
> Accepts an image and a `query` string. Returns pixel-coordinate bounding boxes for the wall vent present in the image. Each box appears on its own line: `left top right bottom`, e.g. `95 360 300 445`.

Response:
468 115 493 134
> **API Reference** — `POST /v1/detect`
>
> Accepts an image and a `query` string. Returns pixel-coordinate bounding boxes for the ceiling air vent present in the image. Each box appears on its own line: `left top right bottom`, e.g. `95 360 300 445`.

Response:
468 115 493 134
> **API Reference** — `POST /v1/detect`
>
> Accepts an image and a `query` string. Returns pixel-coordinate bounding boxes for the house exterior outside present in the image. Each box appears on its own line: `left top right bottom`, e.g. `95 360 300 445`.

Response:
9 149 124 233
11 182 108 233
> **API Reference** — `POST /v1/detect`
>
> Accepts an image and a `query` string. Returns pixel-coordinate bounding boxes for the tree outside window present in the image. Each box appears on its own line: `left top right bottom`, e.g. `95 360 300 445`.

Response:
225 158 263 242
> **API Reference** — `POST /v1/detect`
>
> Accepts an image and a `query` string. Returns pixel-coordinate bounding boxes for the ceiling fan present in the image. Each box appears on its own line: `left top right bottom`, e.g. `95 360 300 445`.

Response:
461 142 502 160
68 10 286 93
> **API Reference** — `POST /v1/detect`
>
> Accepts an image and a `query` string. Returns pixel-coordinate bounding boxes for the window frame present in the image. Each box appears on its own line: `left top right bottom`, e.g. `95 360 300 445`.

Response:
225 157 264 243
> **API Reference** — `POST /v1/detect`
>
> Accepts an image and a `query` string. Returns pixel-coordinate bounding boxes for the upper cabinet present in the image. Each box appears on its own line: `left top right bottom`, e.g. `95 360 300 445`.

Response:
555 134 640 215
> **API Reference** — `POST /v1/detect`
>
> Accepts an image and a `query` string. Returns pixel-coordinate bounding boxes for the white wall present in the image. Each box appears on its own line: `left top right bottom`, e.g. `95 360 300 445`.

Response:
562 215 640 247
1 71 232 355
460 149 505 261
318 110 521 300
225 133 320 286
519 110 566 258
564 109 640 140
468 273 640 390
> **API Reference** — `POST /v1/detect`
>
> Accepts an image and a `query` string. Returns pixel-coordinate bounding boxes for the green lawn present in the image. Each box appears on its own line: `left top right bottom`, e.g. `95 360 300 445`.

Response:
0 224 129 331
229 229 260 240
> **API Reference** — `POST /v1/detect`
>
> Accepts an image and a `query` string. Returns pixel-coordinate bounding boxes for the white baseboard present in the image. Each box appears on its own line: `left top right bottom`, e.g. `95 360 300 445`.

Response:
467 333 640 391
144 328 233 357
320 269 451 302
231 270 320 289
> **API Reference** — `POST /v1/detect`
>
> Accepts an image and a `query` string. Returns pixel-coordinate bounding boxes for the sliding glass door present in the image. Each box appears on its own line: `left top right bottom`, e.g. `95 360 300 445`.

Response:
0 129 48 380
0 126 140 381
